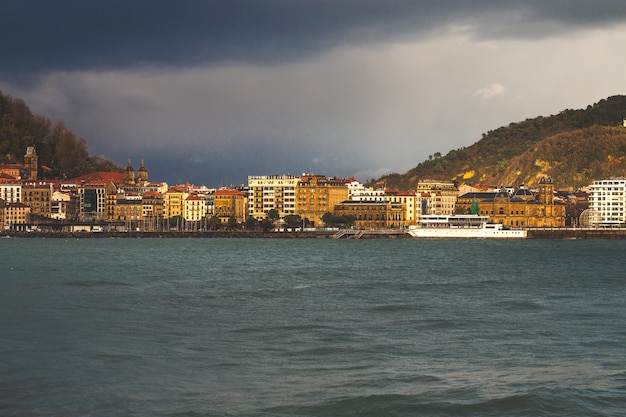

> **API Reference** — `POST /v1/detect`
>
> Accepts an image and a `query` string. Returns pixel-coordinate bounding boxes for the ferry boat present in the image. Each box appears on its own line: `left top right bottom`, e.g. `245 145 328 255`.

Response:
407 214 527 239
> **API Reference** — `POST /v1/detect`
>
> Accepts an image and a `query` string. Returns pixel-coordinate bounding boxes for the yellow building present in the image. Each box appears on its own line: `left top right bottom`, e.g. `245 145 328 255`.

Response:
21 182 53 219
385 190 418 225
142 191 165 230
296 174 349 226
333 200 406 229
247 175 299 220
456 177 565 228
214 189 247 223
1 201 31 230
164 188 188 219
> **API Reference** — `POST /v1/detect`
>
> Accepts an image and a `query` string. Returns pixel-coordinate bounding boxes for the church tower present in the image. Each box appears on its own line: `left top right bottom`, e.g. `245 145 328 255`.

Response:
124 158 136 185
537 176 554 205
24 146 38 180
137 159 148 184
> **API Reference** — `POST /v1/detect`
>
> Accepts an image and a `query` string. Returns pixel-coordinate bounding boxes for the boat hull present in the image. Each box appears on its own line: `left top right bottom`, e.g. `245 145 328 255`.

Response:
407 227 527 238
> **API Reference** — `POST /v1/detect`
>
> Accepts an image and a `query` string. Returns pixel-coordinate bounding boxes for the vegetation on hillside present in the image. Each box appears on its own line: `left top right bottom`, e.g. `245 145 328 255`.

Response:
0 90 121 179
376 95 626 190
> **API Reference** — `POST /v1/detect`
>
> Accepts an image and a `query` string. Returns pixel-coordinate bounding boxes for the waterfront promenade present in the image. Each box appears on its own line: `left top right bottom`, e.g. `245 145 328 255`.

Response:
3 227 626 239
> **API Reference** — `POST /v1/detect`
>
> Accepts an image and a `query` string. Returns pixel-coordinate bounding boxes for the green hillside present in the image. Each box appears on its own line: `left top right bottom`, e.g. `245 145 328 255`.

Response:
0 90 121 179
376 95 626 190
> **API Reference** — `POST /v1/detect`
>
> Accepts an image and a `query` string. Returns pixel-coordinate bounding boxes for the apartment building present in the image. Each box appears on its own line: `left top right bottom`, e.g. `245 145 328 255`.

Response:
296 174 348 226
214 189 247 223
588 177 626 225
247 175 298 220
0 182 21 203
416 179 458 215
21 182 53 218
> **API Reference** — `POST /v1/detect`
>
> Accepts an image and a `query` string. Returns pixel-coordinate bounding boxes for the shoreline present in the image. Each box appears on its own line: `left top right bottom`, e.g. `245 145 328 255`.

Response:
3 228 626 239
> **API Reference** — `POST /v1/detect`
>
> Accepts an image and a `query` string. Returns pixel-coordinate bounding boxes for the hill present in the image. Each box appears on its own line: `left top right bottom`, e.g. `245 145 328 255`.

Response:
376 95 626 190
0 90 121 179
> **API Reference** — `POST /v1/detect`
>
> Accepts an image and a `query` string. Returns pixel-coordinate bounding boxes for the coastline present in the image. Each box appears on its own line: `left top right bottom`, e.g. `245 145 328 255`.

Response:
3 228 626 239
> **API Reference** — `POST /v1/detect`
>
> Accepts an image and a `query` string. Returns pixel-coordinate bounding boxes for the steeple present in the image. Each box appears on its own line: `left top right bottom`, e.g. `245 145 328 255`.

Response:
124 158 136 185
137 159 148 183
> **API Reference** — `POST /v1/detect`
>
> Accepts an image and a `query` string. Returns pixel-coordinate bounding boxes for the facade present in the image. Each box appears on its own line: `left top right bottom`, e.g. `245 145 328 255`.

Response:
2 201 31 230
79 183 108 221
386 190 418 225
296 174 348 226
0 182 21 203
21 182 53 218
114 194 143 229
0 164 22 180
247 175 298 220
164 189 188 219
333 200 406 229
142 191 165 231
588 177 626 225
184 194 207 223
51 190 71 220
456 177 565 228
416 180 458 215
214 189 247 223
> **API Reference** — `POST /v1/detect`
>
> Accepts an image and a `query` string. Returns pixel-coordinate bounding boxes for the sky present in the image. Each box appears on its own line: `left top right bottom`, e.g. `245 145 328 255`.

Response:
2 1 626 187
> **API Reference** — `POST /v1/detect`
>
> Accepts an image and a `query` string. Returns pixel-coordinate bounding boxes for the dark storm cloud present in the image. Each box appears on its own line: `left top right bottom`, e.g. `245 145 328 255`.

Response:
3 0 626 78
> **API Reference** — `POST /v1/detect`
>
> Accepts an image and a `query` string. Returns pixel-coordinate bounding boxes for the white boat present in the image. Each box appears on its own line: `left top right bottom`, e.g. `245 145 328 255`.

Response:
407 214 527 239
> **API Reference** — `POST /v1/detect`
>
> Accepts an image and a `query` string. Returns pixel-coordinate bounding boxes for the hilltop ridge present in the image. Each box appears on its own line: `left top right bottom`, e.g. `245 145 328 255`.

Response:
375 95 626 190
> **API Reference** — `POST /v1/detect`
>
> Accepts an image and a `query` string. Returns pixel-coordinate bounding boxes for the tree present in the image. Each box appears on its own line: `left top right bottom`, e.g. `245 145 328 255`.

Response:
207 216 222 230
227 216 239 229
244 217 258 230
259 219 274 231
266 209 279 223
321 212 335 227
284 214 302 228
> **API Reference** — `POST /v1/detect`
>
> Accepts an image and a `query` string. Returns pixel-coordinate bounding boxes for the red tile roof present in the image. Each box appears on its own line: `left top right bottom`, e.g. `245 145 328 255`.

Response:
71 171 125 184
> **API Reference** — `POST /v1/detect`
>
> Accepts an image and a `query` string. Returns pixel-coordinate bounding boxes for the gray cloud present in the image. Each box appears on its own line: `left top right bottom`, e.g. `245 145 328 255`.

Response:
3 1 626 79
2 1 626 186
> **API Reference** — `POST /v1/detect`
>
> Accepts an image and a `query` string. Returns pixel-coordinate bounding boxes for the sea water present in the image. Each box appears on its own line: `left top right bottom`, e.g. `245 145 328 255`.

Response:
1 237 625 416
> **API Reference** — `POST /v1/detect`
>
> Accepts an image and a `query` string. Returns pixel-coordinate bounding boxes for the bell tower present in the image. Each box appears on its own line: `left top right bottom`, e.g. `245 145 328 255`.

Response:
137 159 148 184
124 158 136 185
538 176 554 205
24 146 38 180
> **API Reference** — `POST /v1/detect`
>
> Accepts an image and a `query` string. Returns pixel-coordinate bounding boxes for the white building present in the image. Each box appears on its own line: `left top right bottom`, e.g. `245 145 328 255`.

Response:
51 190 71 220
247 175 298 219
0 182 21 203
588 177 626 225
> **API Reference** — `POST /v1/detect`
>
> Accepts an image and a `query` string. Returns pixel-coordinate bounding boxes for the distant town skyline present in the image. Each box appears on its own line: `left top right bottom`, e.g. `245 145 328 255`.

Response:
2 1 626 186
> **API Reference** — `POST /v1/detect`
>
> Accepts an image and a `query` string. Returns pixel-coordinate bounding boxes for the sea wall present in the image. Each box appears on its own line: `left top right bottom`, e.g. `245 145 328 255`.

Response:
527 228 626 239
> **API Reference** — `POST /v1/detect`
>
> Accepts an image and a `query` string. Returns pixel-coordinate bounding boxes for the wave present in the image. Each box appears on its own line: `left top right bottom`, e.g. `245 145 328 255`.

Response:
259 388 625 417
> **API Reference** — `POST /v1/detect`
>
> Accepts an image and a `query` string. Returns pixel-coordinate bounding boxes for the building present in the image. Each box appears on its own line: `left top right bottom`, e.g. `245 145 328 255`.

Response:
456 177 565 228
142 191 165 231
23 146 38 180
296 174 348 226
79 182 108 221
214 189 247 223
21 182 53 219
0 182 21 203
588 177 626 225
247 175 298 220
385 190 418 225
184 194 207 223
416 180 458 215
1 201 31 230
51 190 71 220
333 200 406 229
164 188 188 219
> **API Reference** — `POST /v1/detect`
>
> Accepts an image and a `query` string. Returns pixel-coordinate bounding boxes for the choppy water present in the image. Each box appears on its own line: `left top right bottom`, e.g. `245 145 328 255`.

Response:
1 237 625 416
